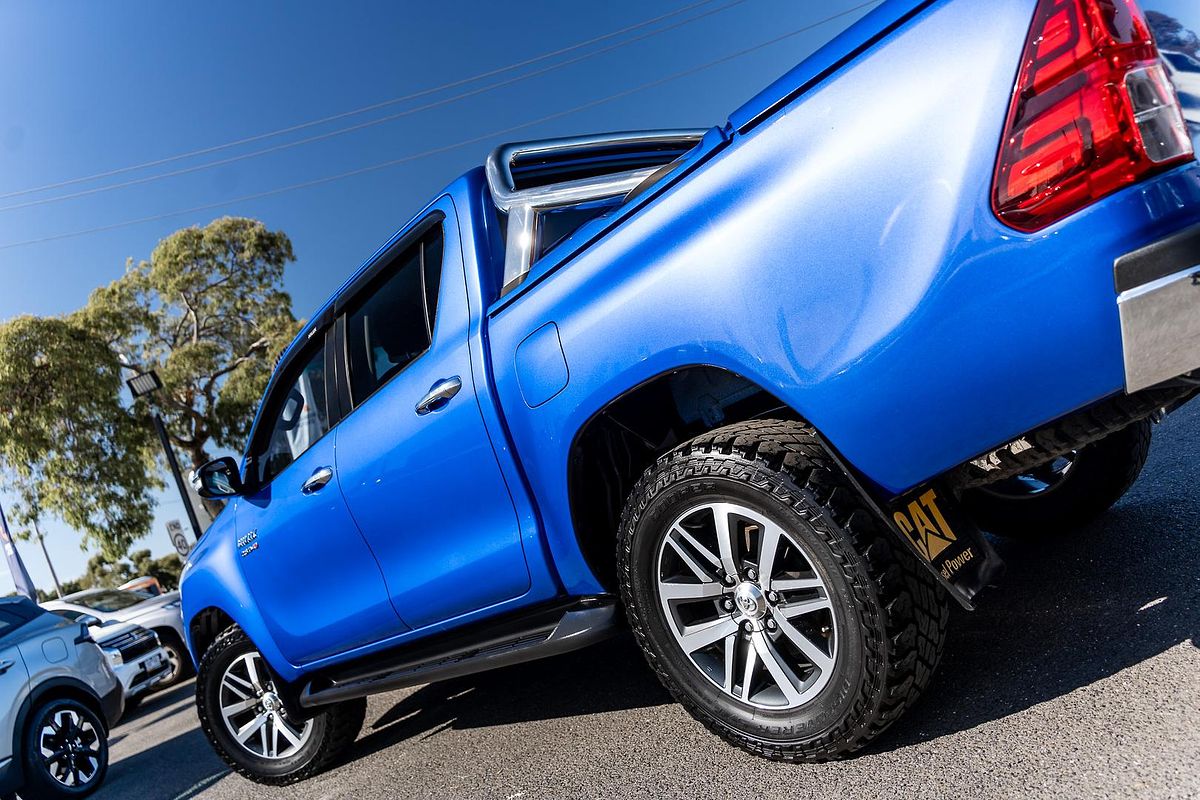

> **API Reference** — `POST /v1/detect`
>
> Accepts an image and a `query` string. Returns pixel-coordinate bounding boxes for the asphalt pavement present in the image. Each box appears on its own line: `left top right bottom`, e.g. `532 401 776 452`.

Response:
91 402 1200 800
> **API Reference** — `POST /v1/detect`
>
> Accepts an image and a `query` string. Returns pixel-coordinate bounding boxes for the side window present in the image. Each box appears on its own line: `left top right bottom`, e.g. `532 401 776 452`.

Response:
345 226 444 405
255 345 330 486
0 607 32 641
531 196 622 264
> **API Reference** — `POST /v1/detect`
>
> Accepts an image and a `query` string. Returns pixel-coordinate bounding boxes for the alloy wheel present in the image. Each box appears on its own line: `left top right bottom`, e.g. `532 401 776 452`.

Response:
655 501 838 710
218 651 313 760
38 708 102 788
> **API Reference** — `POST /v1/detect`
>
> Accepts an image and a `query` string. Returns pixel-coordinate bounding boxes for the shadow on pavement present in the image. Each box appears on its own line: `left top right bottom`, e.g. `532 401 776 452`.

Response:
353 411 1200 762
92 680 229 800
351 634 670 761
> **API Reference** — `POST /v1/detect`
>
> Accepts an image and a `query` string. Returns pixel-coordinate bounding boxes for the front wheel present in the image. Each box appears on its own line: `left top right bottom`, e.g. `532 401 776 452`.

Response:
195 626 365 785
153 630 195 689
618 420 948 761
962 419 1151 539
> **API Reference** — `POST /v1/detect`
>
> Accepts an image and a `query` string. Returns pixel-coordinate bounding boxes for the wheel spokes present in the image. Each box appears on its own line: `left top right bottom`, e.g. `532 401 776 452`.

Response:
757 522 782 585
221 696 258 719
658 580 724 603
657 500 840 711
751 631 805 706
679 616 740 653
739 639 759 701
778 594 832 619
710 503 744 579
774 614 834 673
235 711 269 744
770 576 824 592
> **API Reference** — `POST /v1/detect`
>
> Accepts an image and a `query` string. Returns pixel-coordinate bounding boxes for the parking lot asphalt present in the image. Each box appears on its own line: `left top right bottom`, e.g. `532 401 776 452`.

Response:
91 402 1200 800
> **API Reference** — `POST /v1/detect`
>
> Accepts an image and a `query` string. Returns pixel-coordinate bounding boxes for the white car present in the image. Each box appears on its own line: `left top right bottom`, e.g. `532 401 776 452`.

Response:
91 622 173 712
43 588 191 690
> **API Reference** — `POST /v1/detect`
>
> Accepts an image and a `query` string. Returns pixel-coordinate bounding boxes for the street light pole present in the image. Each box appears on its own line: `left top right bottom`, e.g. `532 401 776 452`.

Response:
127 370 202 542
151 411 203 541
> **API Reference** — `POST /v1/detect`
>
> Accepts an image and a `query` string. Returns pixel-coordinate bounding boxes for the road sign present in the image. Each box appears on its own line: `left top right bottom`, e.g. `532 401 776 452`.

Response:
167 519 191 558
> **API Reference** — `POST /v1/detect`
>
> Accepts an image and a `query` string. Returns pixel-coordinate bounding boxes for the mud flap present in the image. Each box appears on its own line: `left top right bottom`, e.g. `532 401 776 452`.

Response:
885 482 1004 609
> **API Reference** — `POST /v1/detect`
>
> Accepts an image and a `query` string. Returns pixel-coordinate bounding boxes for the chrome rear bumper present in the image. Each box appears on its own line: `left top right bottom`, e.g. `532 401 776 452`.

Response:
1115 222 1200 392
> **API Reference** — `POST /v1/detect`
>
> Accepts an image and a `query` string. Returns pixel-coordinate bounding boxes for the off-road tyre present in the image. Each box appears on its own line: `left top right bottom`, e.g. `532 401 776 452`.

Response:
195 625 365 785
617 419 949 761
962 419 1151 539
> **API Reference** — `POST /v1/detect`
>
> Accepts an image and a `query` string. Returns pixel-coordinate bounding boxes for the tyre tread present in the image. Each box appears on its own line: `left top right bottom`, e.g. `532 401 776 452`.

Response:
617 419 949 761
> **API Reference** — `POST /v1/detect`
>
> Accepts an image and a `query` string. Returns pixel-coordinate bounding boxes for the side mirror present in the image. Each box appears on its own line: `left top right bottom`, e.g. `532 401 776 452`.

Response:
192 456 245 498
77 614 101 628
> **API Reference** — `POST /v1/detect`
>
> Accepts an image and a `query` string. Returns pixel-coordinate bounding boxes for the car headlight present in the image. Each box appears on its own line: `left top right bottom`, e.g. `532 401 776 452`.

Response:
101 647 123 667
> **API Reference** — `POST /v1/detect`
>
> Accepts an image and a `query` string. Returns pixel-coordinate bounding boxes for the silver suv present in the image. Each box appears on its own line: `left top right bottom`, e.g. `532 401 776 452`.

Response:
0 596 122 799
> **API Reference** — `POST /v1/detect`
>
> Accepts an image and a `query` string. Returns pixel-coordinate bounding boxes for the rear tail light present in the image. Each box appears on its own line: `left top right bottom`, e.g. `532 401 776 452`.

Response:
992 0 1193 232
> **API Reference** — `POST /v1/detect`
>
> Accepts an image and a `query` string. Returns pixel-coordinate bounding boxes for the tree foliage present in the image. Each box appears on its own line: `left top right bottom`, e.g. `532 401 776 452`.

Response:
1148 11 1200 57
81 217 300 480
0 315 158 559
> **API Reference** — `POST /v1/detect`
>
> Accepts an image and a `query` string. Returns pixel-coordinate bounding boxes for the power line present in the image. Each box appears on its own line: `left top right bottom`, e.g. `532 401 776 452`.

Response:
0 0 729 202
0 0 749 214
0 1 879 252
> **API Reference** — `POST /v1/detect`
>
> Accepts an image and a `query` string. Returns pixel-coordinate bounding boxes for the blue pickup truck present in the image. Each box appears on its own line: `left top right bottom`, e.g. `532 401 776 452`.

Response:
183 0 1200 784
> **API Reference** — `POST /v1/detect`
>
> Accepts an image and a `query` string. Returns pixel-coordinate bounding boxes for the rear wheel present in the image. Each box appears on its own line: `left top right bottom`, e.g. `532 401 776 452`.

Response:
963 419 1151 538
618 420 948 761
20 698 108 799
195 626 365 785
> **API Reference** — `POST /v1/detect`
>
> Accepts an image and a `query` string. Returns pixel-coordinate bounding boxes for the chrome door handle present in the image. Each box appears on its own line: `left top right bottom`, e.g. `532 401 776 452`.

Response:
0 659 13 675
301 466 333 494
415 376 462 415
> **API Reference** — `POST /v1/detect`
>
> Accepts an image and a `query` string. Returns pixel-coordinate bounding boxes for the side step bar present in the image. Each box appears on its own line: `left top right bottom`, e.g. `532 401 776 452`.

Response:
298 596 617 709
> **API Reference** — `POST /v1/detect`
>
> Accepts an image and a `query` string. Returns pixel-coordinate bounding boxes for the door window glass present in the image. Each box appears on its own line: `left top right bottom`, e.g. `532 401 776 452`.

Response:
345 226 444 405
256 345 330 485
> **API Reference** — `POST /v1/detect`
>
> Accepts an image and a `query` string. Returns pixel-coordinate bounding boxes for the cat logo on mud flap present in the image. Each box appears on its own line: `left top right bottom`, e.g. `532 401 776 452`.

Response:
893 489 957 561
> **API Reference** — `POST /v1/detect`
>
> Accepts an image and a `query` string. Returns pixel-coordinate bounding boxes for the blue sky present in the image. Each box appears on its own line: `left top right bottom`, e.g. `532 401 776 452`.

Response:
0 0 880 594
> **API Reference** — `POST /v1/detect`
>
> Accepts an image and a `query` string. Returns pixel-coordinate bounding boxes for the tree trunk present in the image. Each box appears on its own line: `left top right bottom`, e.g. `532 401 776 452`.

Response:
33 521 62 598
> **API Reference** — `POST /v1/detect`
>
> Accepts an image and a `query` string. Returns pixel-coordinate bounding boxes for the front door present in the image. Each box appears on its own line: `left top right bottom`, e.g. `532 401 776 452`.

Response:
236 335 404 666
334 204 531 630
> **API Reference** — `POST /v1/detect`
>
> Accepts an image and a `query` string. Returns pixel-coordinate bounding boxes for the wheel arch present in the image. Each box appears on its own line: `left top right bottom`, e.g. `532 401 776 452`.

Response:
187 606 237 667
566 365 820 591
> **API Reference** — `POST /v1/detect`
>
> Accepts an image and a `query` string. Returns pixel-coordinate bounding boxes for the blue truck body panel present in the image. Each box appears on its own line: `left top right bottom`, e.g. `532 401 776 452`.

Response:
183 0 1200 683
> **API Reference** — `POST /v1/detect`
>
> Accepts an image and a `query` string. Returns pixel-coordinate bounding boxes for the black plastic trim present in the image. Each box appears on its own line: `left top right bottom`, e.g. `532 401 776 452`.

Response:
1114 220 1200 293
296 596 616 710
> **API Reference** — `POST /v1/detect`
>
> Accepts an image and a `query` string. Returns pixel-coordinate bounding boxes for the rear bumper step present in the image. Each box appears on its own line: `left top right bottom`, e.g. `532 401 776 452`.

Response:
298 597 617 709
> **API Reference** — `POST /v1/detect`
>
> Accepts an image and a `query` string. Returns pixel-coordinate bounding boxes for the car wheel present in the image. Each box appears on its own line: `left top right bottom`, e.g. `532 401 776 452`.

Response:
154 631 194 688
195 626 365 785
962 419 1151 538
20 698 109 799
618 420 948 761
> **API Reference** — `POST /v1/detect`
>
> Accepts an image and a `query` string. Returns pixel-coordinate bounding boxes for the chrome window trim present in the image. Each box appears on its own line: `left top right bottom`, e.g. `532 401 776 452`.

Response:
485 130 705 295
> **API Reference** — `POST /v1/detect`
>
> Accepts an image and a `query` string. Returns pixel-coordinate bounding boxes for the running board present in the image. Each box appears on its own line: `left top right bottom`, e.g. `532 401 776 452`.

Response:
298 597 617 709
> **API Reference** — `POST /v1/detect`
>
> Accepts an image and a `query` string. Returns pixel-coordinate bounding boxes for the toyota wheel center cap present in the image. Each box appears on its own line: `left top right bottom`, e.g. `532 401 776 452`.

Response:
734 582 767 619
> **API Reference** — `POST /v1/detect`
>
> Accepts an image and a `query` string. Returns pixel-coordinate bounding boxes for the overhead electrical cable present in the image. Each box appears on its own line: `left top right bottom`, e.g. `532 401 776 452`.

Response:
0 1 879 252
0 0 738 202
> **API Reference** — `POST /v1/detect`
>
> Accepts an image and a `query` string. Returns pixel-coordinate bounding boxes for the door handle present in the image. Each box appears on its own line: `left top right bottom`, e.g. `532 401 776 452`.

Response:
415 376 462 415
0 659 13 675
301 466 334 494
